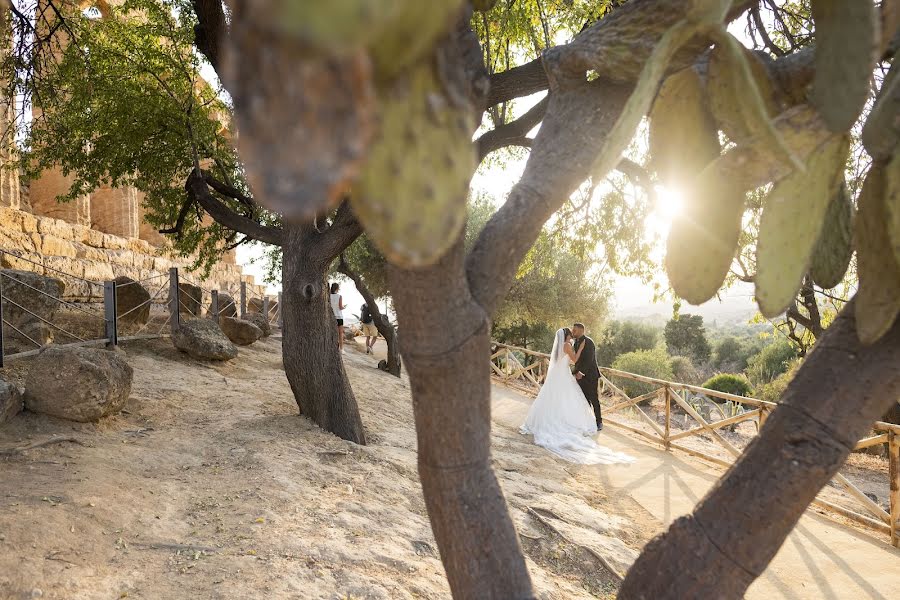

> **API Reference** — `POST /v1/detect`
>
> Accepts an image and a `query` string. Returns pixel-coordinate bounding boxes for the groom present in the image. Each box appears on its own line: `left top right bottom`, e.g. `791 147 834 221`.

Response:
572 322 603 431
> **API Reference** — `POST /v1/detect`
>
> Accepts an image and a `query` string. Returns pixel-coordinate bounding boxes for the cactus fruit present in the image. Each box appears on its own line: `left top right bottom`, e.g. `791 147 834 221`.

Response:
811 0 878 133
665 165 746 305
855 164 900 344
755 135 849 318
810 181 854 289
649 66 720 187
352 61 475 268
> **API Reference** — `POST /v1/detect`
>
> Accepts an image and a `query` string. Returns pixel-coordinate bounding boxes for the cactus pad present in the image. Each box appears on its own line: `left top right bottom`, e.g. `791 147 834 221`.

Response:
855 164 900 344
352 62 475 268
810 181 853 289
755 135 849 317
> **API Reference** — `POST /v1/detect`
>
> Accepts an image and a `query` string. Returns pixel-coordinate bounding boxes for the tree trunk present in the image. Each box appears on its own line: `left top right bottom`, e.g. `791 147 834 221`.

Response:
388 239 534 599
337 257 402 377
281 223 366 444
620 298 900 599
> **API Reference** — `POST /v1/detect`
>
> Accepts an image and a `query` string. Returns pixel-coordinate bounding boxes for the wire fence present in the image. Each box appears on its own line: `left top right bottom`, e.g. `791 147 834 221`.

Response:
0 249 280 366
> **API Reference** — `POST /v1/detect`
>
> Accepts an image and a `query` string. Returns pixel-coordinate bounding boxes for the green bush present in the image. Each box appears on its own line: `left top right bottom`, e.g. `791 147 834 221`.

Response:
670 355 702 385
745 339 798 385
757 358 801 403
702 373 752 397
611 347 673 398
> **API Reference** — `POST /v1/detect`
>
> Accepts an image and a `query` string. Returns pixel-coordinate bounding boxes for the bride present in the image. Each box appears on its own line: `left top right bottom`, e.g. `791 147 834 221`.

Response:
520 328 634 465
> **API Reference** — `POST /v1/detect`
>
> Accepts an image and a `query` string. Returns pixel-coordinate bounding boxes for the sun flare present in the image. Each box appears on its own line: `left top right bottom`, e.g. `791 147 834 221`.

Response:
655 185 684 223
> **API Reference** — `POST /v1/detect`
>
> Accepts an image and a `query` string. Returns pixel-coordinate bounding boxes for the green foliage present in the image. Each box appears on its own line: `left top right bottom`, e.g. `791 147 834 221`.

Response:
596 320 659 367
15 0 269 274
664 314 711 363
712 336 762 372
670 355 702 385
745 339 798 386
611 347 673 398
702 373 752 397
757 358 801 403
341 235 389 298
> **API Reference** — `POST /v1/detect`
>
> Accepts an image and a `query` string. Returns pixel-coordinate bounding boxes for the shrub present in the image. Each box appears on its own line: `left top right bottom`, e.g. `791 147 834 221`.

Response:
745 339 798 386
702 373 752 397
670 355 702 385
611 347 673 398
757 358 801 403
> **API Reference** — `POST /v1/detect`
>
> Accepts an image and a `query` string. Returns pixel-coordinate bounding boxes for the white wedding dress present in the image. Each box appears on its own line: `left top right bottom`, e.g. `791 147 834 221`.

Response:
520 329 635 465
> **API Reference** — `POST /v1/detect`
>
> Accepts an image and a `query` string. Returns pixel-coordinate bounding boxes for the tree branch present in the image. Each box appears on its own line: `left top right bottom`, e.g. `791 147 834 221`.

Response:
308 200 363 265
191 0 225 73
486 58 549 107
185 169 284 246
158 196 196 238
476 96 548 161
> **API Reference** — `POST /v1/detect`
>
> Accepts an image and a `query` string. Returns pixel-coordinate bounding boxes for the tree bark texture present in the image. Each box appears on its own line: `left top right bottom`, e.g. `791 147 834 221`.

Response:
388 238 535 599
282 222 366 444
619 299 900 599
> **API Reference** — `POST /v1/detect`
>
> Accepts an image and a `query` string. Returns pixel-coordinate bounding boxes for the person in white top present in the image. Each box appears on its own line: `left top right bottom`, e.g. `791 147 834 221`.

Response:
330 282 345 354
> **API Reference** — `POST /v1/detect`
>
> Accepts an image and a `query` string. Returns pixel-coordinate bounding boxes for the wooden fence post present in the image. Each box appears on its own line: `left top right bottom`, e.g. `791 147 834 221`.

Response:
263 296 270 323
277 292 283 328
664 385 671 451
890 430 899 548
210 290 219 324
240 281 247 318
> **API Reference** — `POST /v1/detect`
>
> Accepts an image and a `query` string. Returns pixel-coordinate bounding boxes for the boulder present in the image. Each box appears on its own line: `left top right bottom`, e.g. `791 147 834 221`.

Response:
114 276 151 326
168 282 202 317
219 316 262 346
209 292 237 318
242 311 271 337
1 269 64 353
23 346 133 422
172 318 238 361
0 379 23 426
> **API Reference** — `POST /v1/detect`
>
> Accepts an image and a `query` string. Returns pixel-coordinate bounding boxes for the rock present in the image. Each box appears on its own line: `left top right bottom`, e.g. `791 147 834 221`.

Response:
219 316 262 345
168 282 202 316
0 379 23 425
241 312 271 337
209 292 237 318
1 269 64 353
114 276 151 326
23 346 133 422
172 318 238 361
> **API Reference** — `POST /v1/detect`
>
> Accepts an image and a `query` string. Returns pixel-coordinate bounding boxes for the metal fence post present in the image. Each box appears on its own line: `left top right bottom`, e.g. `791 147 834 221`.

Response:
277 292 283 328
240 281 247 318
104 280 118 347
210 290 219 324
169 267 180 334
263 296 270 323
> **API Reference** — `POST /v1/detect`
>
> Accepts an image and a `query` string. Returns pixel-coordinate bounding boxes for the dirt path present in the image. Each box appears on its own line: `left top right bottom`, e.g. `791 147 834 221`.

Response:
1 336 656 599
492 384 900 599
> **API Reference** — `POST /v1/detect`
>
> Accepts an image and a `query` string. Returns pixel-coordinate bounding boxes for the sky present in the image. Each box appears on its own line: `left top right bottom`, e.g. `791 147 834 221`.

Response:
235 18 760 325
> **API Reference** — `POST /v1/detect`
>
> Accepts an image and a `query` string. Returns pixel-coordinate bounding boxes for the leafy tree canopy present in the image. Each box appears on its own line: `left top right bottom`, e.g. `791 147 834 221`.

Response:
664 313 712 363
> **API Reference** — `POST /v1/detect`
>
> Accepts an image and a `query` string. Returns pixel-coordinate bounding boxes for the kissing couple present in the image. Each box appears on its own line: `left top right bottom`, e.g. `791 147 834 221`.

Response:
520 323 634 465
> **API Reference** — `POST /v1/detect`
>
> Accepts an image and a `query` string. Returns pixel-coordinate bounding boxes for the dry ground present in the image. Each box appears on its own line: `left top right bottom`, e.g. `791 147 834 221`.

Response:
0 336 655 599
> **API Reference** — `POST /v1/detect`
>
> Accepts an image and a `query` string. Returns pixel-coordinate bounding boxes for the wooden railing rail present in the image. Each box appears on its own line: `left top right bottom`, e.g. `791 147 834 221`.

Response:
489 340 900 547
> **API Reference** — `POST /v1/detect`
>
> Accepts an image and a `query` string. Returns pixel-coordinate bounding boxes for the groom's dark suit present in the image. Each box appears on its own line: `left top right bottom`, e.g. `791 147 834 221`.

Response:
573 335 603 427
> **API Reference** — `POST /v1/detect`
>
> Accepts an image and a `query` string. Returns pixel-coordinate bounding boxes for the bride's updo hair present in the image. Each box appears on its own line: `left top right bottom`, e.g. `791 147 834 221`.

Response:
562 327 572 340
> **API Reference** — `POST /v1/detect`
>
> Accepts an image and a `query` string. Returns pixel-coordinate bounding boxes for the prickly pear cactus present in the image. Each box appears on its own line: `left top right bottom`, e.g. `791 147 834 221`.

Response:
811 0 878 132
352 62 475 268
855 164 900 344
755 135 849 318
885 152 900 269
862 62 900 161
665 165 746 305
649 67 721 187
707 41 779 144
810 181 854 289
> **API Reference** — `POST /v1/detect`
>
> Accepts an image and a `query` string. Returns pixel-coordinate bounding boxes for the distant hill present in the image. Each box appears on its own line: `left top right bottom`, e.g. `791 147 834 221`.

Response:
613 284 758 327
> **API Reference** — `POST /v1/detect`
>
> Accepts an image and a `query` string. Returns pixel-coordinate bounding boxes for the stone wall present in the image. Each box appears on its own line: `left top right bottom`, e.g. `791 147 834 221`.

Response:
0 207 266 302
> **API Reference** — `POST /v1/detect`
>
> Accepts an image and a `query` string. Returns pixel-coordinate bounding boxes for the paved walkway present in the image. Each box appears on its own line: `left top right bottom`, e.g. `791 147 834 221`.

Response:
491 383 900 600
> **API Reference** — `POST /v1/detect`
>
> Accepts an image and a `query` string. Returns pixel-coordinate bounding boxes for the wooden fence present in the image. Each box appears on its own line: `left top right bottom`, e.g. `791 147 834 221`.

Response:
489 342 900 548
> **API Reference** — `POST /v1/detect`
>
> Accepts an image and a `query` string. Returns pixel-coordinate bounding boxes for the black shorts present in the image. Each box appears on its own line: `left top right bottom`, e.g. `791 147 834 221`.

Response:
336 318 344 326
